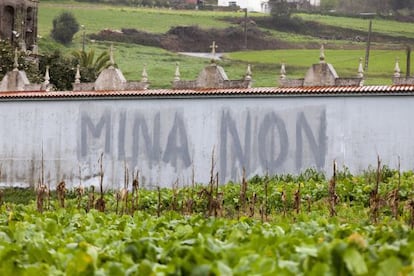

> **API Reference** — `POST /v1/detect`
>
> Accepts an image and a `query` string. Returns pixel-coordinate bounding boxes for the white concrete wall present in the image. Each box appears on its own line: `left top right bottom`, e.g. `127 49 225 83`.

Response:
217 0 320 12
0 95 412 188
218 0 269 13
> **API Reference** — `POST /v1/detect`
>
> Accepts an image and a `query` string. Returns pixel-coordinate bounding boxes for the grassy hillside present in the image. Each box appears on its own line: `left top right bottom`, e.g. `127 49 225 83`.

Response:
295 13 414 39
228 49 411 85
37 2 413 88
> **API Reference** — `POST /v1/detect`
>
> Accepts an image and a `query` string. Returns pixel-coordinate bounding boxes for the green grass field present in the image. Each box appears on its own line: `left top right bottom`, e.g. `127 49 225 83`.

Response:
37 2 413 88
295 13 414 39
38 2 243 36
228 49 412 86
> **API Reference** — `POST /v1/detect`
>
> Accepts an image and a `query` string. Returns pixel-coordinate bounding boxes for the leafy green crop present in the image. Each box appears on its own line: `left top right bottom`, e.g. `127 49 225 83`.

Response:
1 202 414 275
0 167 414 274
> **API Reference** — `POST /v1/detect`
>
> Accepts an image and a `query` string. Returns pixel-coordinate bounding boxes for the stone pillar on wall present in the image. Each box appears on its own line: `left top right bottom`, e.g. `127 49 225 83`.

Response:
0 49 42 92
279 45 364 88
73 46 150 91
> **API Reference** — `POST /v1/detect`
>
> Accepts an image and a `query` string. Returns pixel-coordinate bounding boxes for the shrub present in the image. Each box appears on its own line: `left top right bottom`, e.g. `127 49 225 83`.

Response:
51 12 80 45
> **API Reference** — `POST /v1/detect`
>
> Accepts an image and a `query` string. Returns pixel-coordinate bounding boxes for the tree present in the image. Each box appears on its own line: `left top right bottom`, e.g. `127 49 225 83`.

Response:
0 40 41 83
51 12 80 45
269 0 291 19
72 49 111 82
320 0 339 11
39 51 77 91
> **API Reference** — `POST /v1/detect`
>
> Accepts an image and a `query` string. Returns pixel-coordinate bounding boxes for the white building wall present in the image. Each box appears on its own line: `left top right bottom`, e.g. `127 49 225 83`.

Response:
218 0 320 12
0 94 412 188
218 0 269 12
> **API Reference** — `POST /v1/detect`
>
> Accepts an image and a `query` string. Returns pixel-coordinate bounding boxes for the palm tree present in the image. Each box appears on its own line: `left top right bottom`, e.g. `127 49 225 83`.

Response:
72 49 111 82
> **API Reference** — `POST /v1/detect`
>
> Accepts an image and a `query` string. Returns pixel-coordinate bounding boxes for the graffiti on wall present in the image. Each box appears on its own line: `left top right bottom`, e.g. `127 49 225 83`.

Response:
79 109 191 171
79 105 327 182
219 107 327 181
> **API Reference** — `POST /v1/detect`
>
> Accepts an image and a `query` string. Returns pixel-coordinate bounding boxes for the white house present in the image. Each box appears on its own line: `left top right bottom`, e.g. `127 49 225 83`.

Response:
217 0 320 13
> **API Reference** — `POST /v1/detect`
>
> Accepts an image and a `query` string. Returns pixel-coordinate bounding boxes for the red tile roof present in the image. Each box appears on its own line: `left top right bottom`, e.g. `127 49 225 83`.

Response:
0 85 414 100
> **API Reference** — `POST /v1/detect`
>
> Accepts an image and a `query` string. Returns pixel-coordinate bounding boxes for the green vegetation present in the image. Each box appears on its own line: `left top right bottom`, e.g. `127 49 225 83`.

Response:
228 49 412 85
38 3 240 36
51 12 80 45
1 166 414 274
295 13 414 39
35 2 413 88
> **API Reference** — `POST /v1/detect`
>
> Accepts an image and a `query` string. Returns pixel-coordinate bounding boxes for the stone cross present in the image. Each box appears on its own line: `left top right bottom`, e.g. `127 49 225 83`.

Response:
319 44 326 63
210 41 218 62
394 57 401 78
280 63 286 80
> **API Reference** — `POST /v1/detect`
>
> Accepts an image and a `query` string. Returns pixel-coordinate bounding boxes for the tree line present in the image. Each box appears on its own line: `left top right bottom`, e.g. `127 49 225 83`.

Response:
72 0 215 9
270 0 413 16
320 0 413 14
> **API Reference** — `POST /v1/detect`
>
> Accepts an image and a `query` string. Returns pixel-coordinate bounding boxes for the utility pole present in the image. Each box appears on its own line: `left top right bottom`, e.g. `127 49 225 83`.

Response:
407 46 411 77
244 8 248 50
364 20 372 71
81 25 86 52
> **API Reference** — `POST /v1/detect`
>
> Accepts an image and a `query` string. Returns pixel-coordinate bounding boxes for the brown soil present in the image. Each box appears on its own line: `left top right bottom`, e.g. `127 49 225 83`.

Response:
89 16 414 52
90 24 293 52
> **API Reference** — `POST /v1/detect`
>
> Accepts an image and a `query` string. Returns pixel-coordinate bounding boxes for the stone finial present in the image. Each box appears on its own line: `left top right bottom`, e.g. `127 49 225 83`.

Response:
280 63 286 80
141 64 148 83
245 64 252 81
394 58 401 77
109 44 115 68
357 57 364 78
173 62 180 82
209 41 218 63
13 49 19 71
319 44 326 64
75 64 81 84
44 65 50 86
32 44 39 55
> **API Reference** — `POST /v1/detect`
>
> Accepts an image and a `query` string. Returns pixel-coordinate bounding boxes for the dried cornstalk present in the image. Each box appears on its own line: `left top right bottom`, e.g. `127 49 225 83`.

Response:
88 185 95 212
214 191 224 217
328 160 338 217
57 181 66 208
95 153 106 212
250 192 257 217
294 183 301 214
40 146 51 211
157 186 161 217
36 183 48 213
370 156 381 223
207 150 216 216
132 170 139 211
115 191 121 215
240 168 248 214
122 161 129 214
212 172 223 217
306 194 312 213
390 157 401 219
120 188 128 215
76 165 84 209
